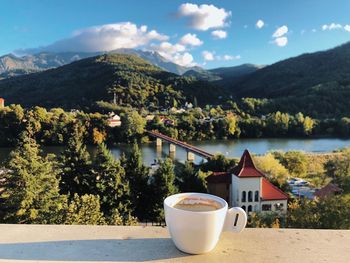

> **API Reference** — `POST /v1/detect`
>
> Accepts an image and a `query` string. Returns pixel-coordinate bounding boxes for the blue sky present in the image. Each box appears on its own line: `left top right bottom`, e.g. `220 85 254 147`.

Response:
1 0 350 68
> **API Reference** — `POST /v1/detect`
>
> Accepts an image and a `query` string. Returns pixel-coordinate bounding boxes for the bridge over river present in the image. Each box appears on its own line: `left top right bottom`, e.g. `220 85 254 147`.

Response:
147 130 214 161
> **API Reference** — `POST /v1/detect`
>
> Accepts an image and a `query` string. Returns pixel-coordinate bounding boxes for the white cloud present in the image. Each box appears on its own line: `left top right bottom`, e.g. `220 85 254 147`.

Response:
274 37 288 47
172 52 195 67
272 25 288 38
178 3 231 31
256 20 264 29
321 23 350 32
150 42 197 67
140 25 147 32
211 30 227 39
271 25 288 47
322 23 342 31
202 50 214 61
312 29 317 33
223 55 241 61
179 33 203 46
154 49 195 67
150 33 203 67
154 42 186 54
22 22 169 53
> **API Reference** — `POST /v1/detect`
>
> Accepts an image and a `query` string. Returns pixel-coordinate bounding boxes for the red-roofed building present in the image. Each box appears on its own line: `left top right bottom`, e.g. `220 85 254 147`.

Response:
0 98 4 108
206 149 288 213
314 183 342 198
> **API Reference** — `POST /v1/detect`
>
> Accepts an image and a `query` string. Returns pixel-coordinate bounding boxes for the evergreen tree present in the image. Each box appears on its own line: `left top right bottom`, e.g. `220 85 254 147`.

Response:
0 131 66 224
176 162 207 193
64 193 105 225
93 143 131 222
59 124 94 197
122 143 150 221
151 158 177 222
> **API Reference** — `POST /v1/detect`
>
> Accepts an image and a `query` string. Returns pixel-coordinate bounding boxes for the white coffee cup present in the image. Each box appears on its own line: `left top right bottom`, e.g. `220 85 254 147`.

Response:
164 192 247 254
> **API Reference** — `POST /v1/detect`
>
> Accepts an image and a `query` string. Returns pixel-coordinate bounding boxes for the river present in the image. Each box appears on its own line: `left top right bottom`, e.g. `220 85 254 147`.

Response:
0 138 349 165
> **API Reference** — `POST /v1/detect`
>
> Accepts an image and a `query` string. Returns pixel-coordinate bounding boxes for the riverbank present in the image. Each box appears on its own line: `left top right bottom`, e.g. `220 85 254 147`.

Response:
1 137 349 165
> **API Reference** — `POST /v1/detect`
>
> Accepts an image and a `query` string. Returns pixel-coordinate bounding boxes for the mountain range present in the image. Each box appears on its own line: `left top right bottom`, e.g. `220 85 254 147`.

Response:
1 41 350 117
0 53 227 108
0 49 262 80
0 49 195 77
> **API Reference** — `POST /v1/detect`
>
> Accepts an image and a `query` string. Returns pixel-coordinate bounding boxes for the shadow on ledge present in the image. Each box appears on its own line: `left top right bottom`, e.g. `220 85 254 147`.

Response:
0 238 189 262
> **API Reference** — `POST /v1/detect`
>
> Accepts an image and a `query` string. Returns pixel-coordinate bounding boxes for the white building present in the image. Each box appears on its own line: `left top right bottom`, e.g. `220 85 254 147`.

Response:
108 112 122 127
207 150 288 214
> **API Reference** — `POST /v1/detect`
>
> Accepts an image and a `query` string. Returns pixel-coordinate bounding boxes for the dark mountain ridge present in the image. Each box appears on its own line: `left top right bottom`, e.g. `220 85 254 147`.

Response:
0 53 225 109
233 42 350 98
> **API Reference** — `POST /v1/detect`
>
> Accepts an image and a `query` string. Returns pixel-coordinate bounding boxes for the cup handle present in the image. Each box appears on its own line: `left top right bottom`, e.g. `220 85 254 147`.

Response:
223 207 247 233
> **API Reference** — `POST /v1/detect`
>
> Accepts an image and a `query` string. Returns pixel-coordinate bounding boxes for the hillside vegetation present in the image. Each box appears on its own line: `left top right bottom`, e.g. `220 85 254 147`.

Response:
232 42 350 117
0 53 225 109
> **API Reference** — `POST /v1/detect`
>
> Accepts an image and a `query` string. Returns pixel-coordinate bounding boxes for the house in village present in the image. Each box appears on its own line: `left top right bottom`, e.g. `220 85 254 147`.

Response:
206 149 288 214
0 98 4 108
314 183 342 199
145 114 155 122
108 112 122 127
159 116 175 126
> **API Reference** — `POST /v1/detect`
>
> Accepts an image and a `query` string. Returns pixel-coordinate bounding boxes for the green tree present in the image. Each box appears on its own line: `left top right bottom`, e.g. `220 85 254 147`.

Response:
0 131 66 224
254 153 290 191
151 158 177 222
59 124 94 197
122 143 150 220
176 162 207 193
324 149 350 193
94 143 131 222
121 111 146 142
201 154 236 172
276 151 307 177
64 194 105 225
248 212 284 228
288 197 350 229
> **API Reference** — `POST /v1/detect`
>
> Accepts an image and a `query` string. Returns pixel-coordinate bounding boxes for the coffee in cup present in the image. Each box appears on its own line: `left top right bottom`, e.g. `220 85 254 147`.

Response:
164 193 247 254
173 197 222 212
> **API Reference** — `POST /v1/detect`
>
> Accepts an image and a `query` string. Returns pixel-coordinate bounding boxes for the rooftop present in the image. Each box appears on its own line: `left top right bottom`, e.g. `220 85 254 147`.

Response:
261 177 289 200
0 224 349 262
314 183 343 198
232 149 265 178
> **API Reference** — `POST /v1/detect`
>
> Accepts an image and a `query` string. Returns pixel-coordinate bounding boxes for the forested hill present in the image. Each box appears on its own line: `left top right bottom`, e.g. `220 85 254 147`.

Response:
228 41 350 117
0 53 225 109
233 42 350 98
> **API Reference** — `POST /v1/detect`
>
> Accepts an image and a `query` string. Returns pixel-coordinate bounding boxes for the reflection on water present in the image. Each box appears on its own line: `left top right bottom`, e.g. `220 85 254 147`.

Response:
1 138 350 165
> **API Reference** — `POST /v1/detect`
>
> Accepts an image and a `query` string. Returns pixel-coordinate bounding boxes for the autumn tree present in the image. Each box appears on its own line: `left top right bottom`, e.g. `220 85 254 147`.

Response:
275 151 307 177
254 153 290 191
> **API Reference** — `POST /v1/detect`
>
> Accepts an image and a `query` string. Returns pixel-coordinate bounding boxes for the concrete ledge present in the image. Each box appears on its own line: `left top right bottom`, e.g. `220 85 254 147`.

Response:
0 224 349 262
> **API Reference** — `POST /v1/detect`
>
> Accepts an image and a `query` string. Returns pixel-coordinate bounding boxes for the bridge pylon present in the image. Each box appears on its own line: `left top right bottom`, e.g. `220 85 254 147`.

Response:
187 151 195 162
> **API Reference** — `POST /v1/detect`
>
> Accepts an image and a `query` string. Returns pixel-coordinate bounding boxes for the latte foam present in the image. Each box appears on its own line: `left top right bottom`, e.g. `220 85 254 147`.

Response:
173 197 222 212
